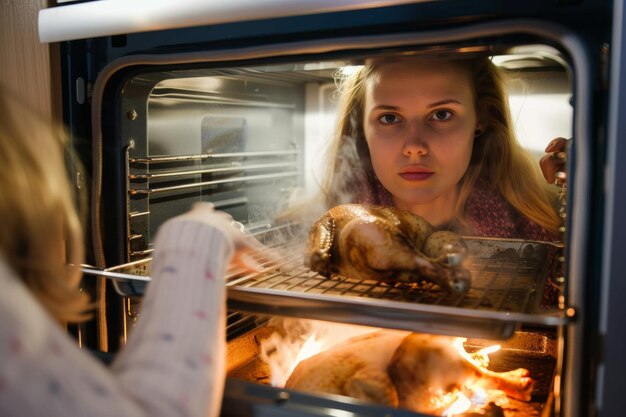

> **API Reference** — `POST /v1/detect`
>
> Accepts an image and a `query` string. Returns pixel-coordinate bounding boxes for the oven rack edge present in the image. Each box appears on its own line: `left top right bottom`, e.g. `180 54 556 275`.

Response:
81 254 573 341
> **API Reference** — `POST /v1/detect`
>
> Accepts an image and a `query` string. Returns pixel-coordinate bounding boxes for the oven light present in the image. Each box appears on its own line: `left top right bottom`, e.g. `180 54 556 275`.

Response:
338 65 363 77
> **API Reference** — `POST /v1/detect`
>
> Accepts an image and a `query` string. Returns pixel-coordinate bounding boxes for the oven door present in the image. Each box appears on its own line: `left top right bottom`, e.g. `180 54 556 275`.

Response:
39 1 614 416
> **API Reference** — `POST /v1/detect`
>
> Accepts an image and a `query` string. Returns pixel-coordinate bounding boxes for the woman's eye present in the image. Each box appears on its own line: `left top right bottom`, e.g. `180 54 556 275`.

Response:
432 110 453 121
378 114 400 125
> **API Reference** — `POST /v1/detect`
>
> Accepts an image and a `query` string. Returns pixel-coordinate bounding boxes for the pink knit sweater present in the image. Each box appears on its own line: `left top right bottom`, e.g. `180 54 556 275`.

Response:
464 188 559 241
354 170 558 241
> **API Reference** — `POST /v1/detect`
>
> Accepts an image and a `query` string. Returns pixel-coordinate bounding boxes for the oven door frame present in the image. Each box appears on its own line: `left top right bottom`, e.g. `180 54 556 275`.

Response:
97 21 594 417
46 4 612 415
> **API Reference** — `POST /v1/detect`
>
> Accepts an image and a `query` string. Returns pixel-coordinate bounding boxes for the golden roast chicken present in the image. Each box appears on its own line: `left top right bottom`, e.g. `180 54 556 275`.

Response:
304 204 471 294
285 331 535 415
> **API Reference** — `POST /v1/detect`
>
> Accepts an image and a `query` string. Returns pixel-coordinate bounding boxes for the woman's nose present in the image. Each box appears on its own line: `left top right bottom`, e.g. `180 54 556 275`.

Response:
402 124 428 157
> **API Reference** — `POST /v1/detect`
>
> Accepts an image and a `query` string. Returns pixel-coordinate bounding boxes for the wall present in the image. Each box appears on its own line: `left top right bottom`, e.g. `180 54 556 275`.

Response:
0 0 58 124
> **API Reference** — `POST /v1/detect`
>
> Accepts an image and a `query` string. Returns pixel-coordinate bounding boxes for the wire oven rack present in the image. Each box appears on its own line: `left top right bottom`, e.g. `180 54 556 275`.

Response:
83 235 572 340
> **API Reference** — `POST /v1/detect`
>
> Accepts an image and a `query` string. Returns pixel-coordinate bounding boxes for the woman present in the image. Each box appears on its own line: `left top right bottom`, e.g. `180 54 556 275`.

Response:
320 56 560 241
0 86 269 417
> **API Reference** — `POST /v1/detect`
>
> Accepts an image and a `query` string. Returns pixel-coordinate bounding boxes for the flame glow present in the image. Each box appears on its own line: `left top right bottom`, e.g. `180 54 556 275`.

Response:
452 337 501 369
261 320 510 416
437 386 508 416
434 339 506 415
260 318 382 387
444 392 472 416
288 332 323 376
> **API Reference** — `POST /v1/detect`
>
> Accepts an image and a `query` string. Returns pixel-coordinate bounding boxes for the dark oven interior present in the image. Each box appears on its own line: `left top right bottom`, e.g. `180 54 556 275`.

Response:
82 33 576 417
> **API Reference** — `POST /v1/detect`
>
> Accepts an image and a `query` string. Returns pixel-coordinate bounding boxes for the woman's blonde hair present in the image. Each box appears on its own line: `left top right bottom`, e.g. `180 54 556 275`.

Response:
321 56 560 232
0 86 91 323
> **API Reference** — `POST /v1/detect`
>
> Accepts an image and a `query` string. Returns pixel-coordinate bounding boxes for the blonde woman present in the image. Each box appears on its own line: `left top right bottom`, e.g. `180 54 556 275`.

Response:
320 56 560 240
0 86 268 417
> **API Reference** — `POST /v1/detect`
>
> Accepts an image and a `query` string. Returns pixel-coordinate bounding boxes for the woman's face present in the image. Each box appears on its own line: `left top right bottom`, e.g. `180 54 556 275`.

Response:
363 59 480 215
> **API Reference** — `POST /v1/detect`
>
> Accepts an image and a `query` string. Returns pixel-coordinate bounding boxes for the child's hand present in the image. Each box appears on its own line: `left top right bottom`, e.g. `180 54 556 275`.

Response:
180 202 282 272
539 137 569 184
180 202 247 246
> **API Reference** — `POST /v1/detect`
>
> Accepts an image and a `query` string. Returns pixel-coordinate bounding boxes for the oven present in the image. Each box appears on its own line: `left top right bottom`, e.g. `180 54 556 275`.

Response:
38 1 626 416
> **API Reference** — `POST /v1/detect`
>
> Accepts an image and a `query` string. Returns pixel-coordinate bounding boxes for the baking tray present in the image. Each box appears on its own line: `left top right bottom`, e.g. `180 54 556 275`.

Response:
84 237 572 340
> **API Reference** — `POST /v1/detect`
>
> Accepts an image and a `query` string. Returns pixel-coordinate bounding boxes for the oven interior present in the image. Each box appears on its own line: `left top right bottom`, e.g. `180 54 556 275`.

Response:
222 320 559 417
87 39 575 416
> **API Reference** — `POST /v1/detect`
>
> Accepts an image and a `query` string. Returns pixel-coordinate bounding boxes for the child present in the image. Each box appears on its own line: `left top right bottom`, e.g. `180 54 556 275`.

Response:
0 86 269 417
319 56 560 241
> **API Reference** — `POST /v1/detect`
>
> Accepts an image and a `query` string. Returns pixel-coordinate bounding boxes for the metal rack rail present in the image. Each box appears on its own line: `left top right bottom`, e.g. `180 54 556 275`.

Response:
128 149 299 164
82 235 573 340
124 147 300 260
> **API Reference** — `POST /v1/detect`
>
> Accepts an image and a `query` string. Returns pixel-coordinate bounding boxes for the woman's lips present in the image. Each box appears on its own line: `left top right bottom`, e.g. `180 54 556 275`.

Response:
399 170 434 181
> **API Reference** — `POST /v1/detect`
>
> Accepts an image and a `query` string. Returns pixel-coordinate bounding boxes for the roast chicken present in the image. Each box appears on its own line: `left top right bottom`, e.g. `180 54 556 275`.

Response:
305 204 471 294
285 331 535 415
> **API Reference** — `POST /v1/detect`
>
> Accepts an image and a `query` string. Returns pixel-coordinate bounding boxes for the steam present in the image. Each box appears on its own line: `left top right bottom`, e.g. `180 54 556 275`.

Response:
328 134 369 205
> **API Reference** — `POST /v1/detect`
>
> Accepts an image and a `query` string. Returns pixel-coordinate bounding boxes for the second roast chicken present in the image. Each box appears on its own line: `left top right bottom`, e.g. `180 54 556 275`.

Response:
285 331 535 415
304 204 471 294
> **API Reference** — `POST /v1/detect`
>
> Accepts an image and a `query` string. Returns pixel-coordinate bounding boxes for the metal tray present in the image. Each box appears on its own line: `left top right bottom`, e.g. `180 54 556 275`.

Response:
84 237 572 340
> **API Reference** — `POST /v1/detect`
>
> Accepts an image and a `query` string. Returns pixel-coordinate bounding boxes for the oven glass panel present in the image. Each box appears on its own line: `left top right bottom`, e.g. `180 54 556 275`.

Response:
121 46 572 263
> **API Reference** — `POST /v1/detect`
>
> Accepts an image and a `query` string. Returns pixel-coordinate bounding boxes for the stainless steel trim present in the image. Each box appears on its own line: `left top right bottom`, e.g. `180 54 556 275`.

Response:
129 249 154 256
149 92 297 108
128 171 298 195
38 0 429 43
124 144 134 261
81 267 152 282
128 162 298 180
129 150 299 164
129 211 150 218
597 0 626 414
213 197 249 208
227 285 569 324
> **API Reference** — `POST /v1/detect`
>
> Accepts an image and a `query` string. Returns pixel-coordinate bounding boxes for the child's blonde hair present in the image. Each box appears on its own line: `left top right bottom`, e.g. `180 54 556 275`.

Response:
0 85 91 323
